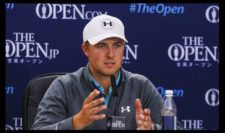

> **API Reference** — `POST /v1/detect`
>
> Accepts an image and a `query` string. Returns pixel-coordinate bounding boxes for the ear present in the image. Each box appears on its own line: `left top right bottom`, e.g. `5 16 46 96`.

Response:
81 43 89 57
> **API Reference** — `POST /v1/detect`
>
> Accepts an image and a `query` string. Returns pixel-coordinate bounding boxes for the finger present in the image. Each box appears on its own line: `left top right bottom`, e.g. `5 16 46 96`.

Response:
143 109 151 121
137 126 144 130
135 99 143 114
137 120 142 125
137 114 144 120
91 114 106 121
137 127 142 130
84 89 100 104
135 99 145 129
136 119 143 127
136 114 145 128
87 97 105 109
144 109 150 116
91 105 107 114
143 121 150 129
136 112 143 120
144 115 150 122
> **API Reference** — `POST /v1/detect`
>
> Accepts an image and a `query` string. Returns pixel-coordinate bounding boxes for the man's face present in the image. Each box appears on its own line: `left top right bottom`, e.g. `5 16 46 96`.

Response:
83 37 125 77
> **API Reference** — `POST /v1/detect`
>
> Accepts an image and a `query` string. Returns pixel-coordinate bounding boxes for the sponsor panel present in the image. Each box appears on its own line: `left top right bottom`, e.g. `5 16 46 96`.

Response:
6 32 60 64
168 36 219 68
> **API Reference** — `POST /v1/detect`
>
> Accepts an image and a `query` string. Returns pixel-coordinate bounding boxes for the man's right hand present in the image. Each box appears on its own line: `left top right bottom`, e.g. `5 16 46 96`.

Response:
72 89 107 130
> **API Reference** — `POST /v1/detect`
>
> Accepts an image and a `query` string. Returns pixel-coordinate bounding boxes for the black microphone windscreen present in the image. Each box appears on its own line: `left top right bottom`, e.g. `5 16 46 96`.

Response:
110 75 117 97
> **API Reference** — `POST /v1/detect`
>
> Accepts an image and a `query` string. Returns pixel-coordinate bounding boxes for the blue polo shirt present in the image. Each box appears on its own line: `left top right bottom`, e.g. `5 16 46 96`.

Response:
90 70 121 106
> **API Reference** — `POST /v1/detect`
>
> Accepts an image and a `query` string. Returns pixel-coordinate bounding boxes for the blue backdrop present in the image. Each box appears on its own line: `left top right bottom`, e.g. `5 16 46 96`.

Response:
5 3 219 130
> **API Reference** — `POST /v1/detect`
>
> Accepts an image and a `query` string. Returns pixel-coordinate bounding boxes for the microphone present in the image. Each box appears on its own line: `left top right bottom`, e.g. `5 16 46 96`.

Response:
111 75 118 116
106 75 126 130
111 75 118 98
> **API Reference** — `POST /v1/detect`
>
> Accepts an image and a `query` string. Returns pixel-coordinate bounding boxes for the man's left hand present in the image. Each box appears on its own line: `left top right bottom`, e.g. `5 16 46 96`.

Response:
135 99 153 130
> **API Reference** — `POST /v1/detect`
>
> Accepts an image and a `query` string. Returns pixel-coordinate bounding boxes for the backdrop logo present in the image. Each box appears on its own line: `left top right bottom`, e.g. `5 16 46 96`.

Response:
6 32 60 64
157 86 184 98
129 3 184 16
36 3 108 20
5 3 14 10
5 86 14 95
123 44 138 64
181 119 204 130
205 5 219 23
5 117 22 130
205 88 219 107
168 36 219 68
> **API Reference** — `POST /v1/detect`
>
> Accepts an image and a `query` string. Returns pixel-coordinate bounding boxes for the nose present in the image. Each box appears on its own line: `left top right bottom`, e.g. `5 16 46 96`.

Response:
107 47 115 58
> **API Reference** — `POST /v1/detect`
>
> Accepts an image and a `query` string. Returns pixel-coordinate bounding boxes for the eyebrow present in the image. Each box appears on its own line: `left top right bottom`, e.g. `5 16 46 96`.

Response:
96 40 125 45
114 40 124 44
95 42 107 46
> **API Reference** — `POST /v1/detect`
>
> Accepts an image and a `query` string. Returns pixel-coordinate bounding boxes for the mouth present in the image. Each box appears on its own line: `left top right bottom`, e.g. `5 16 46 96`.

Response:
104 62 115 68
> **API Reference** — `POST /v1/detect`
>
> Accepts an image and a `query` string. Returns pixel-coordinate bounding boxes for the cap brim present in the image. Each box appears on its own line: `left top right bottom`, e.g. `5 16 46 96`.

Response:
88 33 128 45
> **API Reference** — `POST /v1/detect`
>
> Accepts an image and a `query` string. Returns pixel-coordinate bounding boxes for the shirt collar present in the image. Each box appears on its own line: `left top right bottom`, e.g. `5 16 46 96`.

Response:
88 64 121 105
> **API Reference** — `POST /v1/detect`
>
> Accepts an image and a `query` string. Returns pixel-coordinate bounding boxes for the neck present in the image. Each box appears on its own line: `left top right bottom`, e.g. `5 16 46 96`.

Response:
90 70 119 95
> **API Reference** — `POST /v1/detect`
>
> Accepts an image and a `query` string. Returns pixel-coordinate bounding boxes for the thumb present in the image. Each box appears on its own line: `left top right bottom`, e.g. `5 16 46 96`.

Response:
135 99 143 114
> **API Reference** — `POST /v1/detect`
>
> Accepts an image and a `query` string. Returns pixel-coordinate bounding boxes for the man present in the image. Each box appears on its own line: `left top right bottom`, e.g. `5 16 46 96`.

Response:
32 14 164 130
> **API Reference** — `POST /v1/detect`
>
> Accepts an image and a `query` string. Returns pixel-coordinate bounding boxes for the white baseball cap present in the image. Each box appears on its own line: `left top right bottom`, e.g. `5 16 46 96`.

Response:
83 14 128 45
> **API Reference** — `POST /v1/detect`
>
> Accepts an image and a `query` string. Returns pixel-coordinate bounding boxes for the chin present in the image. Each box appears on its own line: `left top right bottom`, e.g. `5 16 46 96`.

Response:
105 72 116 76
102 70 117 76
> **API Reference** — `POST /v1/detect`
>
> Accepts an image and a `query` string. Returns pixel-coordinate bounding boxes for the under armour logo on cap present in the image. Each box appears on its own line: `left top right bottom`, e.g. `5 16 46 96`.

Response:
102 19 113 29
83 14 128 45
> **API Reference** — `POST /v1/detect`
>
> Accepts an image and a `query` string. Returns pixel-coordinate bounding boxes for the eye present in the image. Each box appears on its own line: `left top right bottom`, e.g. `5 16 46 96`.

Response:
95 44 107 49
114 42 123 48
